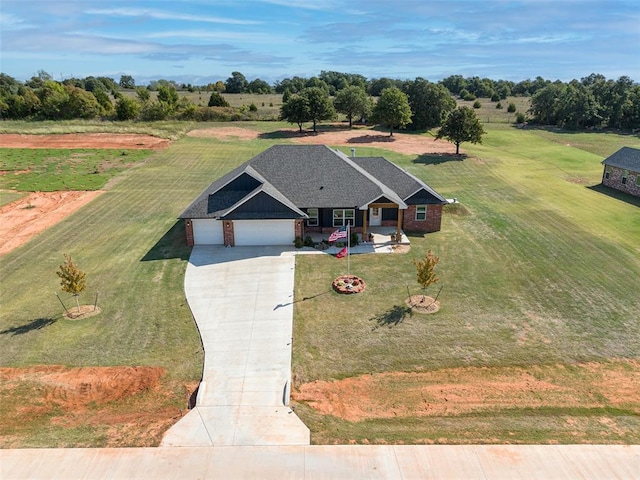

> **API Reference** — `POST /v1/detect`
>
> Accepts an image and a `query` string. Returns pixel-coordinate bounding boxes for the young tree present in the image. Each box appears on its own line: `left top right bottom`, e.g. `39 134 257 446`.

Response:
208 91 230 107
412 249 440 301
334 85 370 127
372 87 412 136
436 106 486 154
57 254 87 313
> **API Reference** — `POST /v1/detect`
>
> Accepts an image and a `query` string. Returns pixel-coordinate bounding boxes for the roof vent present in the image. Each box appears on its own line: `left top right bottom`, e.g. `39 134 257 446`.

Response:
319 186 324 190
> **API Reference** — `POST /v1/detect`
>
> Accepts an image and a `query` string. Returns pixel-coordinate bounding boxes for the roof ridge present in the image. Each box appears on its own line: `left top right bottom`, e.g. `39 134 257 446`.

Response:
329 147 407 208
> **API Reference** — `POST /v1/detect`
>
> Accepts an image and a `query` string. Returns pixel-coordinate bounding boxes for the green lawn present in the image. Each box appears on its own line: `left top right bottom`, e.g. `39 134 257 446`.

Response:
0 132 297 446
0 148 154 191
292 124 640 444
1 122 639 446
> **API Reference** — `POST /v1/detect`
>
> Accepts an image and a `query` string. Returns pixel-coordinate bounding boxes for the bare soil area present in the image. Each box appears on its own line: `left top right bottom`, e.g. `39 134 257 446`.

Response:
292 360 640 422
0 132 172 255
0 133 170 150
187 125 458 156
0 366 193 448
0 190 103 255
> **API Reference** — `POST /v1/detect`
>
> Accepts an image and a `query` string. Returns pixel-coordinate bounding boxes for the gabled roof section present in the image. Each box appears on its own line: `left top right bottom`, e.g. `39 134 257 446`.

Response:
350 156 447 204
222 188 307 220
180 145 446 219
602 147 640 172
245 145 406 208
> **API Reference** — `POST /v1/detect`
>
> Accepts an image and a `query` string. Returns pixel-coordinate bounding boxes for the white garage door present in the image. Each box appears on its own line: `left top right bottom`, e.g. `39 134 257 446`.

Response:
192 219 224 245
233 220 295 246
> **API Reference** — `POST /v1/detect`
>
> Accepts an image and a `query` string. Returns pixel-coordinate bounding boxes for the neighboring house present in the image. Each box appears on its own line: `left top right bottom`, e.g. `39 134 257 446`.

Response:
179 145 447 246
601 146 640 197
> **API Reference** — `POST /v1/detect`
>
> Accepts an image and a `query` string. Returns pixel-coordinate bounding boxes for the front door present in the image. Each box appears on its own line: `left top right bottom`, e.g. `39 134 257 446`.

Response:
369 207 381 226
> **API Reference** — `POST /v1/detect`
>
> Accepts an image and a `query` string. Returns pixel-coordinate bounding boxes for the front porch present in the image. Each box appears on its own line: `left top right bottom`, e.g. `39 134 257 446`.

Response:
303 227 410 255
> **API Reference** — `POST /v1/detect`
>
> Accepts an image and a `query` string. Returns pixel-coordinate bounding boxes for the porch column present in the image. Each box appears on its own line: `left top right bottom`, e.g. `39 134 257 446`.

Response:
397 208 403 240
362 208 368 240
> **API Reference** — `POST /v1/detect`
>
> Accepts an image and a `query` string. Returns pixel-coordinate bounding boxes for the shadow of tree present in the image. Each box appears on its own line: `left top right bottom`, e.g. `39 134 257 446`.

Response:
347 134 396 144
413 153 467 165
258 130 313 139
587 184 640 208
141 220 192 262
370 305 413 330
0 317 56 336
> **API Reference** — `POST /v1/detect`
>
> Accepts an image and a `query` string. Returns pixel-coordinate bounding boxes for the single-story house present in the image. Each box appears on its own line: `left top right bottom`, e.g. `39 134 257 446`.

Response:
179 145 447 246
601 146 640 197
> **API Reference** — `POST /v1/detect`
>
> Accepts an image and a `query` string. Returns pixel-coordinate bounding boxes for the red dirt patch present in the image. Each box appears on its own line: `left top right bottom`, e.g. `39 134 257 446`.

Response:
0 366 192 448
292 360 640 422
0 190 103 255
0 133 170 150
187 125 458 155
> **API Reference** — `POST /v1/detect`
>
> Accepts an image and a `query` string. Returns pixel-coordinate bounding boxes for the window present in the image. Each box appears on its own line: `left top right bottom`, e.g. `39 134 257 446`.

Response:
622 170 628 185
306 208 318 227
604 167 611 180
333 209 355 227
415 205 427 221
636 175 640 187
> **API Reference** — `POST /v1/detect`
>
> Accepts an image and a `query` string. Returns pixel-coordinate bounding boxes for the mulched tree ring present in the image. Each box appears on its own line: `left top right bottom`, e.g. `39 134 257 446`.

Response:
405 295 440 314
333 275 366 294
63 305 102 320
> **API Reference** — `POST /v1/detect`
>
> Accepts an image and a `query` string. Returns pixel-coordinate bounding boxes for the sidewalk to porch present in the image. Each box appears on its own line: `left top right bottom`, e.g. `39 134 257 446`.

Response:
301 227 410 255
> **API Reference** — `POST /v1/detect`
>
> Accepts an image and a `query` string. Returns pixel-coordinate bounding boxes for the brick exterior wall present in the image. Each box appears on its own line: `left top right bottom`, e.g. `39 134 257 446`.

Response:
402 205 442 233
184 220 194 247
295 220 303 239
223 220 235 246
602 166 640 197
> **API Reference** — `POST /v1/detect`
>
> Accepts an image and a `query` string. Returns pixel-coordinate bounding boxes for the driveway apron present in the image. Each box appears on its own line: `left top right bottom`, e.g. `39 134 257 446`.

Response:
161 246 309 446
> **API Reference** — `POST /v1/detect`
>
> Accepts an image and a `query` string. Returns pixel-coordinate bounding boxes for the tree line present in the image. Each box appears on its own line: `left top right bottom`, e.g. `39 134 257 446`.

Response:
0 69 638 130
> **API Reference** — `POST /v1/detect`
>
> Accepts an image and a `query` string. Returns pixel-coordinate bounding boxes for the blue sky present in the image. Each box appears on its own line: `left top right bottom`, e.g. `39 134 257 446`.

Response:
1 0 639 85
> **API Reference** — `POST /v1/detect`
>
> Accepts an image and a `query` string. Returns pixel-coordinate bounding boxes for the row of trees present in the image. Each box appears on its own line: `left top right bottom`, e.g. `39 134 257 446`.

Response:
1 69 638 130
279 84 486 153
280 82 452 134
529 74 640 129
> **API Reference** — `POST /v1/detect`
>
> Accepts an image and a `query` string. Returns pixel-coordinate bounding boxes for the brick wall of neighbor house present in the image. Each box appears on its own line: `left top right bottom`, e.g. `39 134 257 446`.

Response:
223 220 235 246
185 220 194 247
403 205 443 232
603 166 640 197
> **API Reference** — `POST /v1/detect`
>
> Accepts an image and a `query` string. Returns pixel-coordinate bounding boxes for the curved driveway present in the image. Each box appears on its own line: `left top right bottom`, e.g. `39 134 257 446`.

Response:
161 246 309 446
4 246 639 478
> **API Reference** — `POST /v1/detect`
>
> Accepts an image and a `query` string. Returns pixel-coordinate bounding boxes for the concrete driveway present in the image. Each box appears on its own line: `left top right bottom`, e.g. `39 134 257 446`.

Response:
161 246 309 446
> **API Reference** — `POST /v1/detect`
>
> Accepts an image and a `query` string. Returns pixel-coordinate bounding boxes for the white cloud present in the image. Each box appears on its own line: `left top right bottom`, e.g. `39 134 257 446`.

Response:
85 7 262 25
0 12 34 31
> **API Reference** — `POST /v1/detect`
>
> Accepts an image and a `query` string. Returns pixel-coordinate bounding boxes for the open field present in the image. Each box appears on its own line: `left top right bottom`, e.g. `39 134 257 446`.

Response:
1 122 639 446
291 124 640 444
0 148 156 191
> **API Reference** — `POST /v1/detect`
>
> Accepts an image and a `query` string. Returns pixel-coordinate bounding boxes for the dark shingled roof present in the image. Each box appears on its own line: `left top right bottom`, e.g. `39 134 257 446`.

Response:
350 156 447 204
602 147 640 172
179 145 446 220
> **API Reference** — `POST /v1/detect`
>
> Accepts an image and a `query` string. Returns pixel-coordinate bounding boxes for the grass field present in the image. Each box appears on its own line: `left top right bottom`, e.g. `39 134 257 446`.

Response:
1 121 639 446
292 124 640 444
0 120 195 139
0 148 154 191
